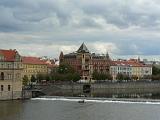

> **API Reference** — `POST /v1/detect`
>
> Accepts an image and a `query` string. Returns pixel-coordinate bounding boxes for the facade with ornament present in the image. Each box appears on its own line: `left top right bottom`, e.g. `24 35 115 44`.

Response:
59 43 152 80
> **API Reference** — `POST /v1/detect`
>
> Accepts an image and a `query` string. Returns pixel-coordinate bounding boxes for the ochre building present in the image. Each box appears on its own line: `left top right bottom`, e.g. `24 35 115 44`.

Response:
22 57 48 80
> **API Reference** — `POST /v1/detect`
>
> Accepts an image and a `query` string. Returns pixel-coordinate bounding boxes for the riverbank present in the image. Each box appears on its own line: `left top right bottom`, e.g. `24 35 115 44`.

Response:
32 81 160 98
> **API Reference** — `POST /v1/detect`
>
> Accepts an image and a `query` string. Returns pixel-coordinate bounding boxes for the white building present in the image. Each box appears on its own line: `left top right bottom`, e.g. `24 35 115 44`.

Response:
110 59 152 80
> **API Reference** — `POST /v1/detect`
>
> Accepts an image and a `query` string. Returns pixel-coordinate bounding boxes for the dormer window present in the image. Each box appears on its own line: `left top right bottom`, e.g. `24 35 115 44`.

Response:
15 53 21 61
0 55 4 61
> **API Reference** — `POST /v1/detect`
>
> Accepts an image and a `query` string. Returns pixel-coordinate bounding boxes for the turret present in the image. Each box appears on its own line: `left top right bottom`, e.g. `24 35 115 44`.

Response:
59 51 64 64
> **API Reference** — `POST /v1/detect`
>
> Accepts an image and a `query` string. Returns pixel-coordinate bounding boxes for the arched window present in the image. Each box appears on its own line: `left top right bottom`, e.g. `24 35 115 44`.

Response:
8 85 11 91
1 72 4 80
1 85 3 91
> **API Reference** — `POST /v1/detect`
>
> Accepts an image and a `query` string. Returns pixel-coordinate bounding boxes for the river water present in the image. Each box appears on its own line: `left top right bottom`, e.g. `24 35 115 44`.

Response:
1 97 160 120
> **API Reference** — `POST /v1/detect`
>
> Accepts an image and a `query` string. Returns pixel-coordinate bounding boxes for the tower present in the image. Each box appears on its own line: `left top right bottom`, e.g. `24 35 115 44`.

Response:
77 43 93 80
59 51 64 64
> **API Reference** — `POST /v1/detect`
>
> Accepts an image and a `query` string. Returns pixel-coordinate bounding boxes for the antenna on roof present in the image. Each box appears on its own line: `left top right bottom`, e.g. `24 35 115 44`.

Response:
105 49 110 60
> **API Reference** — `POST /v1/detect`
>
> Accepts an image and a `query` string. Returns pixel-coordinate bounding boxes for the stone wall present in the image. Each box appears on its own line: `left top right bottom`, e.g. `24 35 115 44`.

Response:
39 82 160 97
0 91 22 100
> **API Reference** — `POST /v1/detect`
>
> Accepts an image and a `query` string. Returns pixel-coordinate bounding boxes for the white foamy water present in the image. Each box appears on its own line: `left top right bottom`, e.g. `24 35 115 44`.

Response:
31 97 160 105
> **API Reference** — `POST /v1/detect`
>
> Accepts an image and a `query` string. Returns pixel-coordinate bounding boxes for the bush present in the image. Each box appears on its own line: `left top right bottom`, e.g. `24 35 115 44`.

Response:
92 71 113 80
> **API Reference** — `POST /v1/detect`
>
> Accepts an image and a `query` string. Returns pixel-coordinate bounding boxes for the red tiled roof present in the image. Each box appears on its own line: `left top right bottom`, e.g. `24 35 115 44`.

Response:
22 57 47 65
111 60 148 67
0 49 18 61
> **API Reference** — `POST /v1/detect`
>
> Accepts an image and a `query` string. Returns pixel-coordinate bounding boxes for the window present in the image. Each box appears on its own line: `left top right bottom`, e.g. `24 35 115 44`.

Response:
1 85 3 91
8 85 11 91
8 74 12 80
16 73 20 78
7 64 10 68
1 64 3 68
1 72 4 80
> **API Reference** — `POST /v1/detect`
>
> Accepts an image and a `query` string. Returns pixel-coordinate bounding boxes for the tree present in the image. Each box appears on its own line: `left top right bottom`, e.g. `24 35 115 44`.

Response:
23 75 29 86
123 74 131 80
131 75 138 80
116 73 131 80
92 71 112 80
92 71 99 80
151 65 160 80
116 73 124 80
50 63 81 82
45 74 51 81
106 73 113 80
36 73 45 82
31 75 36 82
72 73 81 82
152 66 160 75
58 63 75 74
143 75 152 80
152 75 160 80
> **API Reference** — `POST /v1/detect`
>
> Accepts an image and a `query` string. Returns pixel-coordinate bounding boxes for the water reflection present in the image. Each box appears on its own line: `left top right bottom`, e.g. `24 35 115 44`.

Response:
1 95 160 120
0 100 23 120
93 93 160 99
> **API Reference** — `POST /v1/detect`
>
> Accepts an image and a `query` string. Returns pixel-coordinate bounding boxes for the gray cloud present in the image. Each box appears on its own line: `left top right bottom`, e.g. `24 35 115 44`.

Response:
73 0 160 29
0 0 160 59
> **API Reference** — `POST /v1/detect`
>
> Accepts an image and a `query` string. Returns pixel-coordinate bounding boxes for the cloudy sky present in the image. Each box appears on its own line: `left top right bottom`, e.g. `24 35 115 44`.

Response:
1 0 160 60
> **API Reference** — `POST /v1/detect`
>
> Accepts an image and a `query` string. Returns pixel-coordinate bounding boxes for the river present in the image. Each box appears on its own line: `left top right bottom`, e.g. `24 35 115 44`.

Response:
1 97 160 120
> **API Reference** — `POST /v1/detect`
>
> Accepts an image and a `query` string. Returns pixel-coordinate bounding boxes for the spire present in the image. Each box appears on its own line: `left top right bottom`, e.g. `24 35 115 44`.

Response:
59 51 64 63
105 51 110 60
77 43 89 53
60 51 63 58
138 56 140 62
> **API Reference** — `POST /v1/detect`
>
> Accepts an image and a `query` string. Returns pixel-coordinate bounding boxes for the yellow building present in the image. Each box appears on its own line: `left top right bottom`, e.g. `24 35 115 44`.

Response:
22 57 48 81
132 66 152 79
0 49 23 100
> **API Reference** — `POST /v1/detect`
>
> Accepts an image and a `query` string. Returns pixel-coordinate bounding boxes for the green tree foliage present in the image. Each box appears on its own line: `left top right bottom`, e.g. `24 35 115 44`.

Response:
116 73 124 80
152 65 160 80
131 75 138 80
152 66 160 75
36 73 45 81
72 73 81 82
31 75 36 82
116 73 131 80
23 75 29 86
45 74 51 81
58 63 75 74
152 75 160 80
51 63 81 82
92 71 113 80
143 75 152 80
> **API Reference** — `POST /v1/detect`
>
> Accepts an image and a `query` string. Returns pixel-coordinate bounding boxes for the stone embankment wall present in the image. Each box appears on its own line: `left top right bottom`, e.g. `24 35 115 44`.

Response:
0 91 22 100
39 81 160 97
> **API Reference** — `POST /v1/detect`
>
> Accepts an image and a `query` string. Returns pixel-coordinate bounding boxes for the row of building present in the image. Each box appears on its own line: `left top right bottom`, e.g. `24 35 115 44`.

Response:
59 43 152 80
0 49 56 100
110 59 152 80
0 43 153 100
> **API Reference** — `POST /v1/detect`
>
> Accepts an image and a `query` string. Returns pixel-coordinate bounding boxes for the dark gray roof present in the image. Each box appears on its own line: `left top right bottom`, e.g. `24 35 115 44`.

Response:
92 53 110 60
64 53 77 58
77 43 89 53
